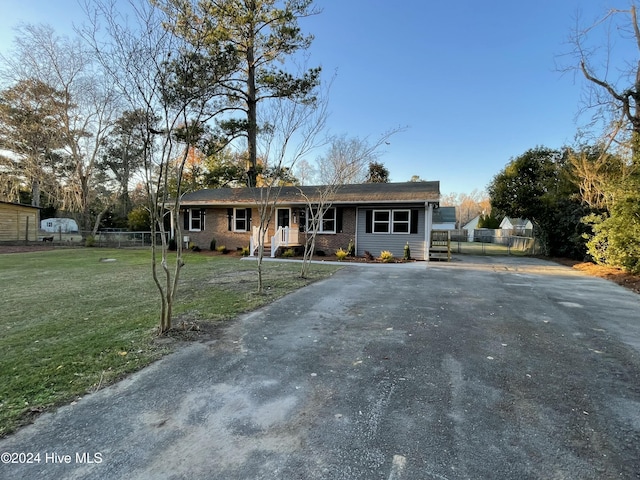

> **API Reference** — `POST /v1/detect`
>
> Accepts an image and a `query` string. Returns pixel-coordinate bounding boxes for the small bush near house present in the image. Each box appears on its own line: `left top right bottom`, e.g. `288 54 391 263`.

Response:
380 250 394 263
241 246 250 257
210 238 217 251
347 239 355 257
404 242 411 261
335 248 348 261
282 248 296 258
364 250 374 261
216 245 228 254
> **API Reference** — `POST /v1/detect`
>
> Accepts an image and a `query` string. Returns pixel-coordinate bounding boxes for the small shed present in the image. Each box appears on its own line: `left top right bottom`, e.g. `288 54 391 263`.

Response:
40 217 79 233
0 201 40 242
462 215 481 241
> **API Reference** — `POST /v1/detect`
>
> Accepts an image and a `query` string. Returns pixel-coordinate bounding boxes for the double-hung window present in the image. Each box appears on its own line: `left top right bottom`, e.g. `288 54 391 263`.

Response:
187 209 204 231
308 207 336 234
370 209 415 234
372 210 390 233
234 208 248 232
392 210 410 233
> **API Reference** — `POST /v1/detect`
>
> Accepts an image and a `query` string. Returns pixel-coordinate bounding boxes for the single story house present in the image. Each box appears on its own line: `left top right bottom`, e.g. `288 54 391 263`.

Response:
40 217 79 233
178 181 441 260
0 201 40 242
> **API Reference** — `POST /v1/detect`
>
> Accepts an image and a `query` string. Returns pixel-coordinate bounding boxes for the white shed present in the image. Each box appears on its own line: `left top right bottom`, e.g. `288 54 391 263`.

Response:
40 218 79 233
462 215 481 241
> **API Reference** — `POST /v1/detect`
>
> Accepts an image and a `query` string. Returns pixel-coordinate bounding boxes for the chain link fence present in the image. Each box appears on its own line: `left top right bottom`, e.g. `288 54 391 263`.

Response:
449 229 541 256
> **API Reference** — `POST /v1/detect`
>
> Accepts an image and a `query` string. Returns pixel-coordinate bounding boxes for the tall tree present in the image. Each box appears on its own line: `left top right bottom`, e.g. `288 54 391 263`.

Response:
566 4 640 268
153 0 322 186
488 146 588 258
365 161 390 183
0 79 65 206
0 24 118 232
99 109 152 219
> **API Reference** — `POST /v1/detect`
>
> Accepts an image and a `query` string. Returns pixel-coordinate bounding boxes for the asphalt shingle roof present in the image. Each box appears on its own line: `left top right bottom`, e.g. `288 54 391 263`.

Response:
180 181 440 206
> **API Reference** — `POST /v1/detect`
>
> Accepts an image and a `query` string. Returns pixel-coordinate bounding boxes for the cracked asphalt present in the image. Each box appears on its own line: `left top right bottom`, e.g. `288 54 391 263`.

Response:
1 255 639 480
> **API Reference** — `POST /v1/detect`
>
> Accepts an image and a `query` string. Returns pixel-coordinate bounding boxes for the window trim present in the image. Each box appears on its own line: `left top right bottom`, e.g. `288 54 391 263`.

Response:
189 208 203 232
308 206 337 234
372 209 391 234
392 209 411 234
234 207 248 232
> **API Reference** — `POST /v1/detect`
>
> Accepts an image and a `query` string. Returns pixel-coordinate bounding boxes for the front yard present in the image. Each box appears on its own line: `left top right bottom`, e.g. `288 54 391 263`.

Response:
0 248 339 437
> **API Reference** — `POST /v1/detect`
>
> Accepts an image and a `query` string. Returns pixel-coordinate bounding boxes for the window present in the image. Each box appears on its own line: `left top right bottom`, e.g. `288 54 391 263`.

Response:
189 209 204 231
373 210 390 233
392 210 410 233
308 207 336 233
367 209 418 234
234 208 248 231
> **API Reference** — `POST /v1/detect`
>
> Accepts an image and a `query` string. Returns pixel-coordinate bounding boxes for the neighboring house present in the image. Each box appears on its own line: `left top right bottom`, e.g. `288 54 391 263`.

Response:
0 201 40 242
432 206 456 230
40 218 79 233
462 215 481 241
179 181 441 260
500 217 533 236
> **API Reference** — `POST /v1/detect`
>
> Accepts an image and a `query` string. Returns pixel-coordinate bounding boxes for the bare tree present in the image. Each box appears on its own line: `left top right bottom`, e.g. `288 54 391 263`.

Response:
0 24 118 231
298 130 401 277
566 4 640 164
81 0 236 333
250 74 328 293
440 189 491 226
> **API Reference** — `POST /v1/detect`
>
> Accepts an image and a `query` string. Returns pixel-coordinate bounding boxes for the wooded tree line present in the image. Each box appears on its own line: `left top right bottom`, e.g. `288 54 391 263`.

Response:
489 5 640 273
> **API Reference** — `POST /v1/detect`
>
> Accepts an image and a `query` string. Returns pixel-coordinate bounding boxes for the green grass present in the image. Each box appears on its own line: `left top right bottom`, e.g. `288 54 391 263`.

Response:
0 248 339 437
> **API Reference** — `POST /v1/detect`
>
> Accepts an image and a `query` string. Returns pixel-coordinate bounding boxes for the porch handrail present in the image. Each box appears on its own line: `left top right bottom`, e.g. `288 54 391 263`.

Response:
249 226 260 257
271 226 299 257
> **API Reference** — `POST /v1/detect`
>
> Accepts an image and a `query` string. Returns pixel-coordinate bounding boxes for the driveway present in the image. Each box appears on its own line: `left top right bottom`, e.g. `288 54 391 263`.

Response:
1 255 639 479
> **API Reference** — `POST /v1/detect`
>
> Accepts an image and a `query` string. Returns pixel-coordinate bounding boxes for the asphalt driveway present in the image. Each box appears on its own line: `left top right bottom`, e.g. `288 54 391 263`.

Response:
1 255 639 480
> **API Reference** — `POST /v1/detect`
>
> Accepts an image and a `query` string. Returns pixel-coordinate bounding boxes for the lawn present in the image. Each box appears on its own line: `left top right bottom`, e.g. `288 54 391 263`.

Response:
0 248 340 437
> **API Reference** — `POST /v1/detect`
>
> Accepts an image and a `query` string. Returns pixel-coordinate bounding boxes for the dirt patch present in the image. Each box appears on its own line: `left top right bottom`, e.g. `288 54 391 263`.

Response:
0 244 56 254
552 258 640 295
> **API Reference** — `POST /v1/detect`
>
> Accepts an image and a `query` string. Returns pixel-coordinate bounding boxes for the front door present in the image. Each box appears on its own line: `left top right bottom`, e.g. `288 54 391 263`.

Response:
277 208 290 229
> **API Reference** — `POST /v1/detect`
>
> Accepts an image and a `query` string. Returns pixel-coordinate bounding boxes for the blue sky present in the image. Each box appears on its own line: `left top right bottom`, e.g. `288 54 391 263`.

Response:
0 0 625 195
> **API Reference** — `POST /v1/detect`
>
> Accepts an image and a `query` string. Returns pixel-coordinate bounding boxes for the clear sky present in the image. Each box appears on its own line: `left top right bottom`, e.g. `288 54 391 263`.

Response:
0 0 626 195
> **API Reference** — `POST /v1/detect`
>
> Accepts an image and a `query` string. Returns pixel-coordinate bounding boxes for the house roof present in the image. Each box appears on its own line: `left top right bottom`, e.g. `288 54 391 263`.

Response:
0 200 41 209
500 217 531 228
180 181 440 207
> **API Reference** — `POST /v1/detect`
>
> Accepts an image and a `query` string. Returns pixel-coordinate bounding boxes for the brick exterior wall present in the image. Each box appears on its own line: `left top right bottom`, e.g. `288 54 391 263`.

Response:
182 207 252 252
181 205 358 255
310 206 355 255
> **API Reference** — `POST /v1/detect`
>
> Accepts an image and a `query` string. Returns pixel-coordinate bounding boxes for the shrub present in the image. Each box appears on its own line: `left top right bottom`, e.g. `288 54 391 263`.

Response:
403 242 411 261
241 246 250 257
282 248 295 258
168 238 177 251
85 235 95 247
216 245 228 254
364 250 374 261
380 250 394 263
210 238 217 251
335 248 348 261
347 239 355 257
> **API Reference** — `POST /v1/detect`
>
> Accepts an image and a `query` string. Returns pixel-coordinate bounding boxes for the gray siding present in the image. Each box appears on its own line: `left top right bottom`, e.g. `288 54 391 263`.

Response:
356 206 426 260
